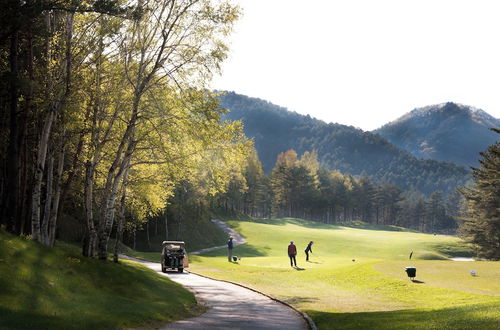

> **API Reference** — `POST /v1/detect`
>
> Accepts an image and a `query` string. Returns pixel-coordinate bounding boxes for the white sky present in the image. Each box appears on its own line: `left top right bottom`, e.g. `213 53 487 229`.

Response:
211 0 500 130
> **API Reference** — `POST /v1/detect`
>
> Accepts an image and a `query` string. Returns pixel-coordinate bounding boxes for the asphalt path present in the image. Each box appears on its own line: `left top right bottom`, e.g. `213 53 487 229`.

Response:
127 258 308 330
189 219 246 255
123 219 309 330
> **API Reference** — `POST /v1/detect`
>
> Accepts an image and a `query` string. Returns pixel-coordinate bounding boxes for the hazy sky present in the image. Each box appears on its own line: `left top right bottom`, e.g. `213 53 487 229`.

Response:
211 0 500 130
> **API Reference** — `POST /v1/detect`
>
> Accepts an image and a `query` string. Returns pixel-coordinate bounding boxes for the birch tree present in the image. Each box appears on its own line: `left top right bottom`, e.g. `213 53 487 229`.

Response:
93 0 239 260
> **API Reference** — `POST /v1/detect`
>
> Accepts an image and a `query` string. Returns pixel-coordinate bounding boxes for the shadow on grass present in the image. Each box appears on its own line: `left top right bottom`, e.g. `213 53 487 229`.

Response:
294 267 306 271
306 303 500 330
230 218 416 233
416 252 449 260
345 221 416 232
232 217 345 230
429 242 475 258
199 243 269 258
0 307 72 330
286 296 319 305
411 279 425 284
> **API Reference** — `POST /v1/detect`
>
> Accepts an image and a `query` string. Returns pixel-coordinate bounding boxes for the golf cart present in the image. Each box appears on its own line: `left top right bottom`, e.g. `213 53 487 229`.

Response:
161 241 189 273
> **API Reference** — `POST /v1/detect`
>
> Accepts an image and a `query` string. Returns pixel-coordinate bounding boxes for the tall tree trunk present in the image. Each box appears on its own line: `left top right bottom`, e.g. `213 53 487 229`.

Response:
57 12 79 222
32 11 73 243
31 107 55 242
146 221 151 249
164 208 169 240
48 138 65 246
176 215 182 240
97 95 139 260
19 138 30 234
97 150 134 260
133 229 136 250
3 30 20 234
113 169 129 263
41 149 54 245
83 160 97 257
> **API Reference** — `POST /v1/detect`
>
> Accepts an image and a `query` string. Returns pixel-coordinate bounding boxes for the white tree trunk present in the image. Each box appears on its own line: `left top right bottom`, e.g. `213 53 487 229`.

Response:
84 160 97 257
48 141 65 247
41 150 54 245
31 108 55 242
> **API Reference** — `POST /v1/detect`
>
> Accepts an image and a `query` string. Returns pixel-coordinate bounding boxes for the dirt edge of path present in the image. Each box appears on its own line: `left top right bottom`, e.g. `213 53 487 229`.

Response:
187 269 318 330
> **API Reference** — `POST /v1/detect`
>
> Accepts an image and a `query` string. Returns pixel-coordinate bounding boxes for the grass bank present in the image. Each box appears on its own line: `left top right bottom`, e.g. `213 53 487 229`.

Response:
184 218 500 329
132 216 228 253
0 230 201 329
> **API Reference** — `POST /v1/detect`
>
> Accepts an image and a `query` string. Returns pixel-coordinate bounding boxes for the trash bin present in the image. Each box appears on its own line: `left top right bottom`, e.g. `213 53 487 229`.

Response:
405 267 416 279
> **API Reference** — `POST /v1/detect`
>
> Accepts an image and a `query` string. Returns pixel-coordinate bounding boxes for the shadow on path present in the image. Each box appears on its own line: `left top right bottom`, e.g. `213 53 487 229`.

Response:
121 255 309 330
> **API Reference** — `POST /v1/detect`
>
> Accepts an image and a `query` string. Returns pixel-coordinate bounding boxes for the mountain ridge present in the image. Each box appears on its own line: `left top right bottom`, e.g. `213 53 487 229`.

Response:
375 102 500 167
220 91 470 195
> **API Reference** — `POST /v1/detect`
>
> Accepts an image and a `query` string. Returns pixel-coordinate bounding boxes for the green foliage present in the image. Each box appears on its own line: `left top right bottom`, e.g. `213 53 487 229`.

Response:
222 147 462 233
0 229 199 329
271 150 320 218
459 130 500 260
131 182 229 253
0 0 245 258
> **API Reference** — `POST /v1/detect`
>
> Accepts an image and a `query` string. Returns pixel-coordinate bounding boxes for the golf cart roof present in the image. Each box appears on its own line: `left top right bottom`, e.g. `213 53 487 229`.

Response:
162 241 185 245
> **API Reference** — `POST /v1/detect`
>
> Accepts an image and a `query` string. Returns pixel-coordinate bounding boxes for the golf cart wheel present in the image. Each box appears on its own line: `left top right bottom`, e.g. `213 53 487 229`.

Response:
178 268 183 273
162 266 167 273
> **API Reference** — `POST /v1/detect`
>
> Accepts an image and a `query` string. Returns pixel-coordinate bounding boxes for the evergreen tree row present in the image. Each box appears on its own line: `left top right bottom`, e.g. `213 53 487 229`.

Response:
214 148 462 233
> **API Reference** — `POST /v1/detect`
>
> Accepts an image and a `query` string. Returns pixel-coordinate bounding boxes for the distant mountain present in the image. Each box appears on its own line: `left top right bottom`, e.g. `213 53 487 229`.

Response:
220 92 470 195
375 102 500 167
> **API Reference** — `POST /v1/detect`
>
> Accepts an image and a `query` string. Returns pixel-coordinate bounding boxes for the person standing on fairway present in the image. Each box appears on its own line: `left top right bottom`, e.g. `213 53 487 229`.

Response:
288 240 297 267
305 241 314 261
227 237 234 262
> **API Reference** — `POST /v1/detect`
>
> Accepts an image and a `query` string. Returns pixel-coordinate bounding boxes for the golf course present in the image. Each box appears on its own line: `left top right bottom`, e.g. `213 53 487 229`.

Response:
176 218 500 329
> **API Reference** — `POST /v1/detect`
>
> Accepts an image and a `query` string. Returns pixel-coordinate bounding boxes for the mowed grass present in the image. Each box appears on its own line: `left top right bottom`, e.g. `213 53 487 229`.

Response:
0 230 201 329
186 218 500 329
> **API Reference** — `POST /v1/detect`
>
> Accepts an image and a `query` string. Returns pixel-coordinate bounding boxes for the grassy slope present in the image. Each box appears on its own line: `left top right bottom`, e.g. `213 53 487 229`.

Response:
134 216 228 253
0 230 201 329
185 218 500 329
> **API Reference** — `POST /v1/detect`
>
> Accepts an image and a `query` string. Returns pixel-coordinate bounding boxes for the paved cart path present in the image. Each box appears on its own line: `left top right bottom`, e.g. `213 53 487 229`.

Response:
189 219 246 255
123 220 310 330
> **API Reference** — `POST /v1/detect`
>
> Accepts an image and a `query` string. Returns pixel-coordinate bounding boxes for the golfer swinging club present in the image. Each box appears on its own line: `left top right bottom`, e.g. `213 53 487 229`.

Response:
305 241 314 261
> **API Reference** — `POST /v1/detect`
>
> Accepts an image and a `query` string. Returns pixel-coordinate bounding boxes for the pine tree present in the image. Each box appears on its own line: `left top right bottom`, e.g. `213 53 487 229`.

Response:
459 129 500 260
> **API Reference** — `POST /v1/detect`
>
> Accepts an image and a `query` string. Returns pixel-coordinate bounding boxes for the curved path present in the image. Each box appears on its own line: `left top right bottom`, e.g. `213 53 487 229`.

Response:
124 220 309 330
189 219 246 255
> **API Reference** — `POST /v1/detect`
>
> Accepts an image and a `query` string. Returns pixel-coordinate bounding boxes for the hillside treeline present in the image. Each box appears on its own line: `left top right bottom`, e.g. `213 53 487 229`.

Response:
221 92 471 195
0 0 248 260
214 149 461 233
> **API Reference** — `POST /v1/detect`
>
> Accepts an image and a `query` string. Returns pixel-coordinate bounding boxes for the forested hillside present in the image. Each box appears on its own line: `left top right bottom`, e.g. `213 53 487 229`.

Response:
220 92 470 195
375 102 500 167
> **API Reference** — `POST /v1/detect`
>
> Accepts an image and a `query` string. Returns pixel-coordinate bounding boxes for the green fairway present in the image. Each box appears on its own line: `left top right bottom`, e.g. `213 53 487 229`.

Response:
0 230 201 329
187 218 500 329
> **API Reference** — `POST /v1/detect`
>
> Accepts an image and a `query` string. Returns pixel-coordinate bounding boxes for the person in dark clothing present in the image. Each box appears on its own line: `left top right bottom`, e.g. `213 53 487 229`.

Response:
227 237 234 262
305 241 314 261
288 240 297 267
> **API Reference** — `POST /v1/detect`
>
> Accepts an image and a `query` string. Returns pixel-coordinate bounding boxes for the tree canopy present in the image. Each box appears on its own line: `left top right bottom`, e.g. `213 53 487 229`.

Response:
459 128 500 260
0 0 248 260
